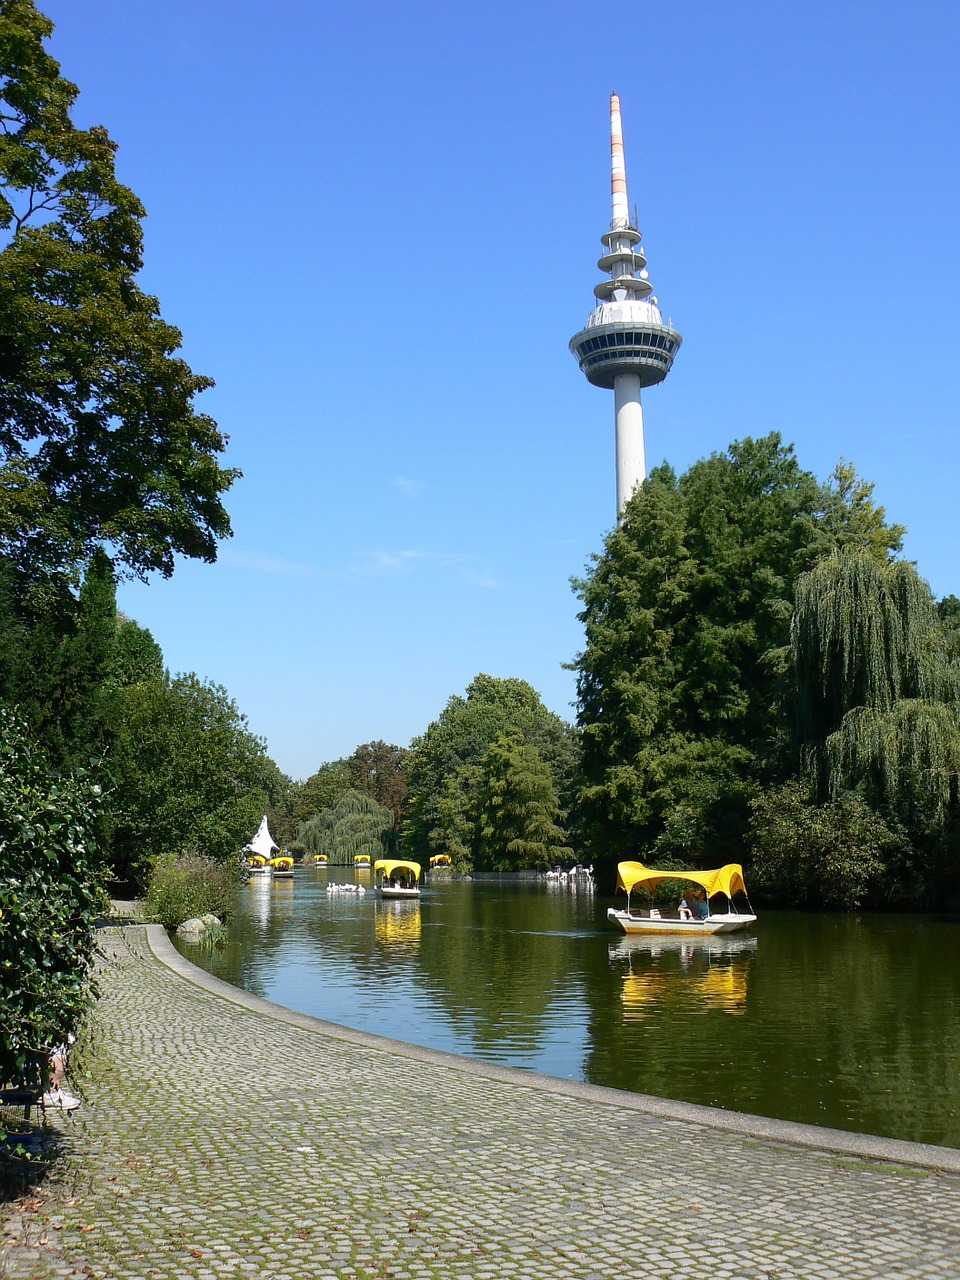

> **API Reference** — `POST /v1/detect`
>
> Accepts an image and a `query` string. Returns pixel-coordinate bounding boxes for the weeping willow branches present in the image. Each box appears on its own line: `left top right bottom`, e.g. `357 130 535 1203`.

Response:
793 549 960 838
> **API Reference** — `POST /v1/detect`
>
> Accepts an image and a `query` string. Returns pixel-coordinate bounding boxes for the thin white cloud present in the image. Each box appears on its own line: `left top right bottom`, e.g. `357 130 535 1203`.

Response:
351 548 503 590
221 549 315 579
392 476 428 497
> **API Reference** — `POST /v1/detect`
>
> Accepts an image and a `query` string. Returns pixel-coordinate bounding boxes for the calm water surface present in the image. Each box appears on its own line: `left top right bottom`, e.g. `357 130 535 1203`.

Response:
176 868 960 1149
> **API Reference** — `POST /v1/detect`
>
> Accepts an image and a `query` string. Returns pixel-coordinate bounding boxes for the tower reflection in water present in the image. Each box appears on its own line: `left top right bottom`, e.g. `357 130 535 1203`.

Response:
609 934 757 1019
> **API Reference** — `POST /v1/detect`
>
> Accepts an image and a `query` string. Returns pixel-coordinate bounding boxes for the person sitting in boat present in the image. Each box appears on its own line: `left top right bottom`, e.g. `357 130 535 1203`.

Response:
678 894 694 921
693 888 709 919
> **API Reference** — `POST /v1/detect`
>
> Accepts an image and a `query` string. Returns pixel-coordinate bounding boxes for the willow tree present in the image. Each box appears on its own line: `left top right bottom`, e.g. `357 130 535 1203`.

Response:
791 549 960 885
296 789 394 865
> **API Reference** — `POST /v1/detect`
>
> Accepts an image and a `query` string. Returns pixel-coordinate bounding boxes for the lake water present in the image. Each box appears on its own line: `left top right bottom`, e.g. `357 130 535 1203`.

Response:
175 867 960 1150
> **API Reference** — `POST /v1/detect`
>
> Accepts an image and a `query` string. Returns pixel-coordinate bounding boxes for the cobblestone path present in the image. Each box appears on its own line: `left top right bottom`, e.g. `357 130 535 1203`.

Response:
4 924 960 1279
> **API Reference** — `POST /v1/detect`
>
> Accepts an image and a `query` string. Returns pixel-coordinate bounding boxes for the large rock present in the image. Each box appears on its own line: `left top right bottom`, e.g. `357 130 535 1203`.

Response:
176 917 208 943
200 914 221 929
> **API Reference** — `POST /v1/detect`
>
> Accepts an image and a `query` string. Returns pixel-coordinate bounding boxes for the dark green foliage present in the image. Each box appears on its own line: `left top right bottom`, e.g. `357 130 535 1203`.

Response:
404 674 577 870
573 437 907 886
0 0 237 582
0 704 106 1089
294 759 353 826
749 780 907 910
348 740 409 824
475 733 572 871
145 851 243 931
109 673 284 887
792 550 960 889
296 788 394 865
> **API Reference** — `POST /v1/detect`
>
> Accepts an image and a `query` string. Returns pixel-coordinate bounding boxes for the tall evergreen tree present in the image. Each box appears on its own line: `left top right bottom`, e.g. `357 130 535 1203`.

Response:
404 674 576 868
475 734 572 871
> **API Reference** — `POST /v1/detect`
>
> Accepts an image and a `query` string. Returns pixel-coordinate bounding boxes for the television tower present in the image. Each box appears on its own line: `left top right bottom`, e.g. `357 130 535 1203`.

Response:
569 94 682 519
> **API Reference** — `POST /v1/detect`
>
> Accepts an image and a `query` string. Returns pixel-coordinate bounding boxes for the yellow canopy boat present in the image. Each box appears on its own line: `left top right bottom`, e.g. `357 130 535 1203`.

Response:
608 861 756 935
269 855 295 879
374 858 422 899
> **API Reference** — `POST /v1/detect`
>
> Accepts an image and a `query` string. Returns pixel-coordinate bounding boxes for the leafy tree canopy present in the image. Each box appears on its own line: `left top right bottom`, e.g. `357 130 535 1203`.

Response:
348 739 409 824
573 436 906 880
404 673 577 868
108 672 285 887
0 0 237 581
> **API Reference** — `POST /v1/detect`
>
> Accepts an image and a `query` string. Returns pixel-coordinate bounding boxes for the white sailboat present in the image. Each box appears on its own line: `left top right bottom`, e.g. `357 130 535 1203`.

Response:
243 815 280 874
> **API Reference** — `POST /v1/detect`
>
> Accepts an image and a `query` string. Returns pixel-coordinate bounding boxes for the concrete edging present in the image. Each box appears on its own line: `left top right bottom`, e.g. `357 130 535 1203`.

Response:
140 922 960 1176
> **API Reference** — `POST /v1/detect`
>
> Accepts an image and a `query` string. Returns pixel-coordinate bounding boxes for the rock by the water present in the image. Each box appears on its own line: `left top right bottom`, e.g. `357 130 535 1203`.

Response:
176 917 208 942
200 914 221 928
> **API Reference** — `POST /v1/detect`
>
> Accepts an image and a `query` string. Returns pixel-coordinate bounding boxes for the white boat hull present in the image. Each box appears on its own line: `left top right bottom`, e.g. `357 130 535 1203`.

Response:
607 907 756 936
377 885 420 899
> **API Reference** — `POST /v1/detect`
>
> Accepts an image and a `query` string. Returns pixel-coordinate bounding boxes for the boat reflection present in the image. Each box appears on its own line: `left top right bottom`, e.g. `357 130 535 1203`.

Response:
248 873 273 926
374 899 421 949
609 933 756 1019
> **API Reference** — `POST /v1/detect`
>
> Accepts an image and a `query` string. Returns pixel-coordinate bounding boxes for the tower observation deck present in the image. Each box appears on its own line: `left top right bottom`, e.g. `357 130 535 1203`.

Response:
569 94 682 517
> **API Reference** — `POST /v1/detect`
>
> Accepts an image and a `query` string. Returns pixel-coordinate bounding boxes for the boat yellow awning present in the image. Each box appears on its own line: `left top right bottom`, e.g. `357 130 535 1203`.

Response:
270 856 294 870
430 854 452 867
374 859 422 883
616 861 749 900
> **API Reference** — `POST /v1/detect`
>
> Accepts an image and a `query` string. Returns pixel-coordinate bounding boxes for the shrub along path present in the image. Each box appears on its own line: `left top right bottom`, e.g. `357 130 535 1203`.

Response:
3 921 960 1279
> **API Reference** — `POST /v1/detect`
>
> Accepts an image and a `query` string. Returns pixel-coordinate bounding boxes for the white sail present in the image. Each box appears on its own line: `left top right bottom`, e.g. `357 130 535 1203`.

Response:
243 815 279 858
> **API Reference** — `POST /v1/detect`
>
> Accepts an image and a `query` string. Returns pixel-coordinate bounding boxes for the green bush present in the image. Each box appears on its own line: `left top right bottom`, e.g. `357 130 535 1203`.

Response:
145 851 243 930
748 780 906 909
0 706 106 1091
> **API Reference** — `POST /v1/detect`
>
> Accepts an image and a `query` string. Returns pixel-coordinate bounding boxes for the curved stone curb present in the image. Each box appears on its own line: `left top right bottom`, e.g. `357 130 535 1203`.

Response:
143 922 960 1176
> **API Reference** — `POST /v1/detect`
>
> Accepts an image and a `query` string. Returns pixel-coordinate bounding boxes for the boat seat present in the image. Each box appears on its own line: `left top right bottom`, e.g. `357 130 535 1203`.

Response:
649 909 660 919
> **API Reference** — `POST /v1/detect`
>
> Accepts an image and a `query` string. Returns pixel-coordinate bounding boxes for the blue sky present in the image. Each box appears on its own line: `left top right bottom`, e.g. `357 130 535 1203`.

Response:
42 1 960 780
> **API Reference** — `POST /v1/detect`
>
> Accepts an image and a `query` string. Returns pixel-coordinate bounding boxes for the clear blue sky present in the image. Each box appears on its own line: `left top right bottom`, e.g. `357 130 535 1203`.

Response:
42 0 960 781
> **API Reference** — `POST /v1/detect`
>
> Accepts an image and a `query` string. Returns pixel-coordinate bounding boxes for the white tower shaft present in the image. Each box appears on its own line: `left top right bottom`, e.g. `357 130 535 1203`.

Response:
615 374 645 514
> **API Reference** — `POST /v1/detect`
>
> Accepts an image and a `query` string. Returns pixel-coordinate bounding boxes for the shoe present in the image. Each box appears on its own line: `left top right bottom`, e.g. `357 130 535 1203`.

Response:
41 1087 82 1112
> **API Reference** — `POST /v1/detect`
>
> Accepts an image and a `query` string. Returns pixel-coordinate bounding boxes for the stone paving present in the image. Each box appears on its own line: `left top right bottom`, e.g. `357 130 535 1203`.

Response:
3 923 960 1280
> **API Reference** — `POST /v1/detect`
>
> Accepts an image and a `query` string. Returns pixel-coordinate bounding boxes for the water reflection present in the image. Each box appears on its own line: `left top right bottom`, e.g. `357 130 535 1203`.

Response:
610 935 755 1019
375 900 421 950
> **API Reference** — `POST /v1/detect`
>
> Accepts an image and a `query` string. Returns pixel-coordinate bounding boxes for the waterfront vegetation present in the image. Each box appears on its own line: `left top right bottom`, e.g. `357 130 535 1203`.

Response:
2 0 960 1123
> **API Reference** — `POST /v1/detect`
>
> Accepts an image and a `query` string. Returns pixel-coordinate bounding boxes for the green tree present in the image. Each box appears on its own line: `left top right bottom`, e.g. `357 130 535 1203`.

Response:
0 0 237 581
404 674 577 868
475 733 572 871
348 740 409 825
294 758 353 826
791 549 960 892
108 672 283 887
749 779 906 909
296 788 394 864
573 436 906 884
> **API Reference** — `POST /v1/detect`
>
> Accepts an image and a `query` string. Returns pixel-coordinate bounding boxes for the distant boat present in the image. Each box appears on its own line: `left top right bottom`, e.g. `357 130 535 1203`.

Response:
607 861 757 936
269 855 295 879
243 815 280 875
